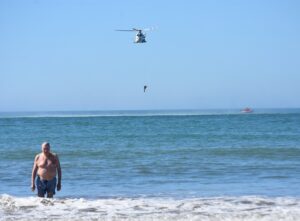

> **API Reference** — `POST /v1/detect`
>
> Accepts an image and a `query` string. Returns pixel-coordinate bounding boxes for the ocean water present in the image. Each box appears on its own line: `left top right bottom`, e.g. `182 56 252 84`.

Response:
0 109 300 220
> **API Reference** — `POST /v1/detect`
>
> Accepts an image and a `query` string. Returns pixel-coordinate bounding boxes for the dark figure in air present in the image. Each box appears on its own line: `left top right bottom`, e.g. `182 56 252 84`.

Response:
144 85 147 92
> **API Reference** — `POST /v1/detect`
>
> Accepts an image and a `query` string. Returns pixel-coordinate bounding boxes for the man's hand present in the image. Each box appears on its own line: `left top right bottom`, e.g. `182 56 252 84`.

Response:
31 184 35 192
57 182 61 191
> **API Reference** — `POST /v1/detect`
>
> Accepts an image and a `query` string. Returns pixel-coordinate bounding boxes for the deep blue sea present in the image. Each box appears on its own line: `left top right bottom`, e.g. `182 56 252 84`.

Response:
1 109 300 220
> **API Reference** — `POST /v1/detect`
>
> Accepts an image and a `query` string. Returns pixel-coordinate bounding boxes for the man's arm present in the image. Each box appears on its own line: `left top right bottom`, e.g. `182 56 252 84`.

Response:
31 155 39 191
56 154 62 191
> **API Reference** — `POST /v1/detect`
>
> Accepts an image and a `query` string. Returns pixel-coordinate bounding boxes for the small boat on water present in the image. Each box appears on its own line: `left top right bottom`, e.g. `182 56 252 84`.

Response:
241 107 253 113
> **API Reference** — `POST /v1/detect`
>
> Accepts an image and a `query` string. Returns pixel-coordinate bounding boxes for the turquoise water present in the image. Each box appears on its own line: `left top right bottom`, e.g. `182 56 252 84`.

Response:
0 109 300 198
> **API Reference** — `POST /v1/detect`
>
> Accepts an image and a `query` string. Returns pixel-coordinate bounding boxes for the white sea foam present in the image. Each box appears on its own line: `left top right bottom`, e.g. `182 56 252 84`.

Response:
1 194 300 221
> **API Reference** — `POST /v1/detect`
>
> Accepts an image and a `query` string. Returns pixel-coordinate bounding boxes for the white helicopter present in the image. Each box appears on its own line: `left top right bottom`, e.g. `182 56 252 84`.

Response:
116 28 152 43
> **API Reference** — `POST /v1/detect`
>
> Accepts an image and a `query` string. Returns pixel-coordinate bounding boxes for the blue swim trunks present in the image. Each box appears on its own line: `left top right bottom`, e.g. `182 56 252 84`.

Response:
36 176 57 196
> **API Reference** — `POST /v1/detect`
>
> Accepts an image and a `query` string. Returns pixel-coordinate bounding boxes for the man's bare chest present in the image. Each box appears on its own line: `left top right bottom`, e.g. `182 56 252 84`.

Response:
37 156 56 168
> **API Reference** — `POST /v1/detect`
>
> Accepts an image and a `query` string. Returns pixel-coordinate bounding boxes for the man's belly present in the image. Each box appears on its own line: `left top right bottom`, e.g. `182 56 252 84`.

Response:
37 168 56 180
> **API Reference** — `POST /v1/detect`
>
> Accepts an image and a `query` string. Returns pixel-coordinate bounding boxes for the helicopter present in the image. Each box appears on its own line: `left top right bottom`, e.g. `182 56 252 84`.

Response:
116 28 152 43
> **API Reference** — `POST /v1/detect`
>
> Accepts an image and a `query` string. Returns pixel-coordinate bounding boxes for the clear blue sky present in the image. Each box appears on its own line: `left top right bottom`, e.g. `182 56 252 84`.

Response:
1 0 300 111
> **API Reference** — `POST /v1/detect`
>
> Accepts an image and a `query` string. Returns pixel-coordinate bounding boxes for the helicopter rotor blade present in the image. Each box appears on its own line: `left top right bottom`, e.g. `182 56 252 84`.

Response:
132 28 142 32
116 27 155 32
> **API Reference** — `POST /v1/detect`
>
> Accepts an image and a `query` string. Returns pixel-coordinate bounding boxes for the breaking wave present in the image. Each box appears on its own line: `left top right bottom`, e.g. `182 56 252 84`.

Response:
1 194 300 221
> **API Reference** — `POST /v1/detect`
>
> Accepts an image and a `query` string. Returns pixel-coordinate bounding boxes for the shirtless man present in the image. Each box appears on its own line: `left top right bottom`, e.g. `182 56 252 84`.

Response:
31 142 62 198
